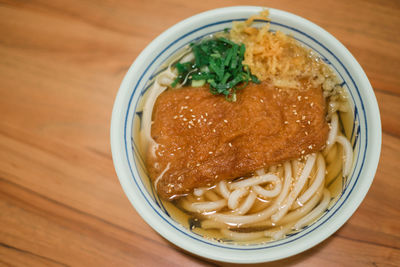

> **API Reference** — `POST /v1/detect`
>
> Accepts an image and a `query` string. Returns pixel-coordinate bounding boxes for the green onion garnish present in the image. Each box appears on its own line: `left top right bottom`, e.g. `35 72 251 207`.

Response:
171 36 260 101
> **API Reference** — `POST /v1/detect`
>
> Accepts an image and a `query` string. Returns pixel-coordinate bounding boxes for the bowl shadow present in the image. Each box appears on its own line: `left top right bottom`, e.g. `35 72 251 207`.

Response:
164 231 336 266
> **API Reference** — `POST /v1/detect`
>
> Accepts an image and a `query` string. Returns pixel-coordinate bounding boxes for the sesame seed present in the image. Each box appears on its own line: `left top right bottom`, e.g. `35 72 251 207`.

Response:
297 96 302 101
301 150 305 154
296 120 300 123
307 121 311 125
179 114 183 118
183 118 187 121
260 99 264 103
185 96 190 99
228 143 232 147
302 115 306 120
284 121 289 124
196 163 200 167
305 131 309 136
189 109 193 112
209 151 213 154
208 122 212 125
292 104 297 108
224 119 228 123
205 113 208 116
213 129 216 133
304 96 309 100
173 115 178 119
310 102 314 107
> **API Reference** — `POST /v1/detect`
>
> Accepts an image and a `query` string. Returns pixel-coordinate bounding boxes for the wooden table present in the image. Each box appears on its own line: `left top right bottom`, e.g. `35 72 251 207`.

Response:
1 0 399 266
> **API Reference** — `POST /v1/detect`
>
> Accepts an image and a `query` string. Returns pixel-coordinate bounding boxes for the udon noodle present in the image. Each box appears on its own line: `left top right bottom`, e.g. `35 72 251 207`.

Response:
139 11 353 243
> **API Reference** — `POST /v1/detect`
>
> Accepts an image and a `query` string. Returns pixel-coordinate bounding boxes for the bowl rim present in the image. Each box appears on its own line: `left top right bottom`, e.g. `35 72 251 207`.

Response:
110 6 381 263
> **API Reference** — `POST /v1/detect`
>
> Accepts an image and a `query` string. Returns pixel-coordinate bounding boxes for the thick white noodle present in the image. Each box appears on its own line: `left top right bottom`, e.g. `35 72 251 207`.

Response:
244 184 324 229
180 52 195 63
221 229 264 241
326 113 338 151
218 180 230 199
228 188 248 209
271 153 317 223
250 173 282 198
326 152 343 184
335 135 353 177
294 189 331 230
278 162 293 205
252 183 282 198
280 184 324 225
207 163 292 225
182 199 227 213
157 69 176 85
292 159 300 179
230 174 281 190
141 67 178 158
325 143 338 164
234 192 257 215
296 154 326 206
154 163 170 192
264 223 295 240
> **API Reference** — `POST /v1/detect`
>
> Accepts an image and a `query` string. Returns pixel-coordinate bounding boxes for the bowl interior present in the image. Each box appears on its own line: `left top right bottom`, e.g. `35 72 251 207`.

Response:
111 6 381 263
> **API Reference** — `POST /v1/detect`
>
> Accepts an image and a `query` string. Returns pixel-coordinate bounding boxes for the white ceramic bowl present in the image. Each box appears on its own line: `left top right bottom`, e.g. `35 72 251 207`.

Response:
110 6 381 263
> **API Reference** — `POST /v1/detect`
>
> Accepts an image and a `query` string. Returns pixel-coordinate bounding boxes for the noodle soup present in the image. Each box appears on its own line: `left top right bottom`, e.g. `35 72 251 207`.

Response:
138 10 354 244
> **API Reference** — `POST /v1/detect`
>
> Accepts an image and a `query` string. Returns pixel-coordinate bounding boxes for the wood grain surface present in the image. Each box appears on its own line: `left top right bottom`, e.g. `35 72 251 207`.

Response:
0 0 399 266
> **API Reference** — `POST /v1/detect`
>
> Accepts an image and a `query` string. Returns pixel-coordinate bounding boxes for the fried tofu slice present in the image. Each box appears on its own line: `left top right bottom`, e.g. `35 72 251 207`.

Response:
147 82 329 200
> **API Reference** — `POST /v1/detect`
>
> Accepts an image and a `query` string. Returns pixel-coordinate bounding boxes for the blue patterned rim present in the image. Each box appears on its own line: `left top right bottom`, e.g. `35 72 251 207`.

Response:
121 17 367 252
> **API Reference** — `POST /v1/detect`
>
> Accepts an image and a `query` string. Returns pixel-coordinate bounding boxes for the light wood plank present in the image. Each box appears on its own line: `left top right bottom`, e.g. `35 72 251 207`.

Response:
0 0 399 266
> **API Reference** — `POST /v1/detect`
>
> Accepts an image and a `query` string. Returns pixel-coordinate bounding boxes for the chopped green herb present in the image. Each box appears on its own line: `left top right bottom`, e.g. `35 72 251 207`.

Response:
171 37 260 101
191 79 206 87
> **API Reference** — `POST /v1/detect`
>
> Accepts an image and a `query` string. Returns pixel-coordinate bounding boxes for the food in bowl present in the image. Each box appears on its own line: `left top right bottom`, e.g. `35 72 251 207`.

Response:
138 10 353 243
